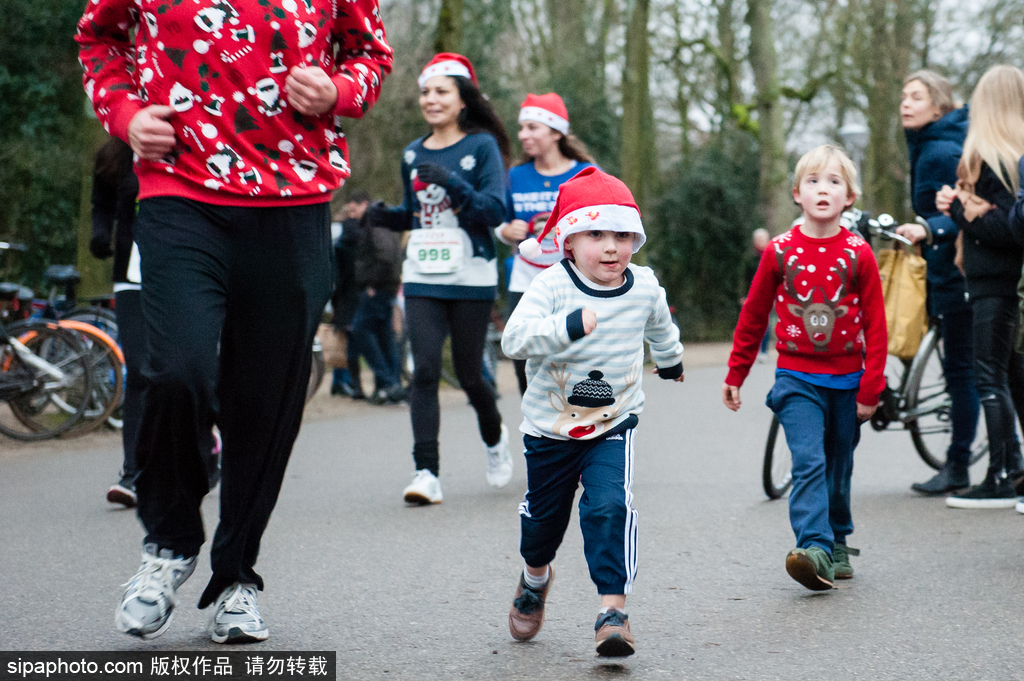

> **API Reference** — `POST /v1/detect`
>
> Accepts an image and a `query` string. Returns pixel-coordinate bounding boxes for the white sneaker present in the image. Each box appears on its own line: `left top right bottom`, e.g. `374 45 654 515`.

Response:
485 423 514 488
403 469 443 505
210 582 269 644
1016 499 1024 514
115 544 197 640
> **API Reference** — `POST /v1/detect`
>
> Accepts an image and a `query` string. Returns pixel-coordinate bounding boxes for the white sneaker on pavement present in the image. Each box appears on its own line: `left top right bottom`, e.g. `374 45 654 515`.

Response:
115 544 197 640
1016 499 1024 514
210 582 269 644
485 423 514 488
403 469 443 505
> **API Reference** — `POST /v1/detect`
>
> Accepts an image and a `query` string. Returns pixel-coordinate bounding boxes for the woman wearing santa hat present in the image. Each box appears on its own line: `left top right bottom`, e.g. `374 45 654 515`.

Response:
497 93 595 395
369 53 513 505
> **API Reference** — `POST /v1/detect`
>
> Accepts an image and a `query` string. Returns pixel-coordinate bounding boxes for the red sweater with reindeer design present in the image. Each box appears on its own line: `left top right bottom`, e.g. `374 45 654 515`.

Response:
726 226 888 406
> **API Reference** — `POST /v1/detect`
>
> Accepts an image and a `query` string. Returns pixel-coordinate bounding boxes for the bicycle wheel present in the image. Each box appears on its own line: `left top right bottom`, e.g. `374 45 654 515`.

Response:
763 415 793 499
306 340 325 404
904 328 987 469
56 320 125 435
0 323 92 440
64 306 119 344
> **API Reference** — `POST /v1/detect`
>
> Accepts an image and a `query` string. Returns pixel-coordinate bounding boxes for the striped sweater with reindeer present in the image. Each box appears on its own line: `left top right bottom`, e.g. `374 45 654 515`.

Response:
726 226 888 407
502 260 684 441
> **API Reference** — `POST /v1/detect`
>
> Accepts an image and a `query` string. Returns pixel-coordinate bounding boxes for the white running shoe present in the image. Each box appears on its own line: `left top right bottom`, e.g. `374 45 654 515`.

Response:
1016 499 1024 514
485 424 514 488
210 582 269 644
403 469 443 505
115 544 197 640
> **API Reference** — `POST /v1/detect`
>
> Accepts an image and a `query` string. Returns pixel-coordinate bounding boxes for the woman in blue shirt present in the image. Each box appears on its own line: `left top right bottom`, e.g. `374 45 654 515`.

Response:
496 93 594 394
370 54 513 505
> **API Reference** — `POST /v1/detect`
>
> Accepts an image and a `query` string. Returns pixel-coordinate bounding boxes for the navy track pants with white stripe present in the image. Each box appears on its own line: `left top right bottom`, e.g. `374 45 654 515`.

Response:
519 419 638 595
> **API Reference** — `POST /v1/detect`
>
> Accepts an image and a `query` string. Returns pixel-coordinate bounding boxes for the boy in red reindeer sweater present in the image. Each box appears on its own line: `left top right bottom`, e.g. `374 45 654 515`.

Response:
723 145 887 590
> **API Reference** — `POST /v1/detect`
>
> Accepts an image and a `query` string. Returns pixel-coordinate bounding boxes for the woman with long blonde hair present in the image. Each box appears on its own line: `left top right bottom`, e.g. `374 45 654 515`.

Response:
937 64 1024 508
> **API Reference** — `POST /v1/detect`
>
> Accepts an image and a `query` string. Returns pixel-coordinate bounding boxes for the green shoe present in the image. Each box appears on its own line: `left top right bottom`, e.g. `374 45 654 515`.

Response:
833 544 860 580
785 547 834 591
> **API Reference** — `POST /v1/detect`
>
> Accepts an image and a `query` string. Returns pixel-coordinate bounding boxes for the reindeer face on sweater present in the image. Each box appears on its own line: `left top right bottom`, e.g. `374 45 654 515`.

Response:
547 366 639 439
776 242 859 352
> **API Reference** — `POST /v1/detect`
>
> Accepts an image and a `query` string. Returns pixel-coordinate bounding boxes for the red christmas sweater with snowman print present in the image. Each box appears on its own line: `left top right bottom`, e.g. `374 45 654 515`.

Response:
76 0 392 206
725 226 888 407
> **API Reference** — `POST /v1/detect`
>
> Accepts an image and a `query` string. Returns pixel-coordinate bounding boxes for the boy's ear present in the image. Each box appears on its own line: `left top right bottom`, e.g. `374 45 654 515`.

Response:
844 194 857 209
792 186 802 206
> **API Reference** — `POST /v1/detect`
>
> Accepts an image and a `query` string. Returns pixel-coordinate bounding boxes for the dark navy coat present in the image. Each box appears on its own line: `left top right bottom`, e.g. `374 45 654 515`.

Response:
905 107 969 315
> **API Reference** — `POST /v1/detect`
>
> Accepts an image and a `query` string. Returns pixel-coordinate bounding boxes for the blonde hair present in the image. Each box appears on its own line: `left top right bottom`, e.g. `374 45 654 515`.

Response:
904 70 956 117
959 64 1024 194
792 145 861 199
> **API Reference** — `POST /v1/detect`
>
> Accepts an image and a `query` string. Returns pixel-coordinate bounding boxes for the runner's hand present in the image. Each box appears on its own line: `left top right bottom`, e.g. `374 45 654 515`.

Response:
415 163 452 187
582 308 597 335
286 66 338 116
127 106 176 160
503 220 530 242
722 384 741 411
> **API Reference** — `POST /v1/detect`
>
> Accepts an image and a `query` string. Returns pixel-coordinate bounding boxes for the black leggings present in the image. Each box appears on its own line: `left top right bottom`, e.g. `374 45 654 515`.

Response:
405 296 503 475
971 295 1024 472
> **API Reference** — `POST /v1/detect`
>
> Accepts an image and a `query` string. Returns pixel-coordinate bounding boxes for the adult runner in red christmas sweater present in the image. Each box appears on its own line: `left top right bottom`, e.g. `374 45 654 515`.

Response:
76 0 392 643
723 145 887 592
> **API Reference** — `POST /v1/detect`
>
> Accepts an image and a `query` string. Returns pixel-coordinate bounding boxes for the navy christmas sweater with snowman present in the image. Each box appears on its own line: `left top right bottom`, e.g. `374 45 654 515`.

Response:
76 0 393 206
389 133 507 300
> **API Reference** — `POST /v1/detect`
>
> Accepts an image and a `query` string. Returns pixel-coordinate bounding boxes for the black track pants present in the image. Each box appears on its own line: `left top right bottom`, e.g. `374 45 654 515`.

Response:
133 197 332 608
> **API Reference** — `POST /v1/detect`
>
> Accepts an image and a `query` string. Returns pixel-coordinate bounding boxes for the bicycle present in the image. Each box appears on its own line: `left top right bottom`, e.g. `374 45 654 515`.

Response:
0 314 94 441
762 213 986 499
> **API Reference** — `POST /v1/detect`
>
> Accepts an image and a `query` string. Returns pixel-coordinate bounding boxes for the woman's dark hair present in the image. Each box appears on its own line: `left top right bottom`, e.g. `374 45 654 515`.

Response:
517 132 595 166
94 137 133 186
448 76 512 168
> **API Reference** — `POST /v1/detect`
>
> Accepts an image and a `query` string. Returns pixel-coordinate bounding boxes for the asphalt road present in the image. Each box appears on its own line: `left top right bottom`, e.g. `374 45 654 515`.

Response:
1 356 1022 680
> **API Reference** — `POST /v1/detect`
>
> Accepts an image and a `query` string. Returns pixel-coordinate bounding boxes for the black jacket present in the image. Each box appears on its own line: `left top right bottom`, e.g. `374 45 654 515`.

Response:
905 107 969 314
950 162 1023 300
91 145 138 284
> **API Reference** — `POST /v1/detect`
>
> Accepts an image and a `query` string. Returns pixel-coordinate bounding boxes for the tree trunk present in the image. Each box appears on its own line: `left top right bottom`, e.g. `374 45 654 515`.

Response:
745 0 790 235
76 101 111 298
864 0 912 220
434 0 464 54
621 0 654 205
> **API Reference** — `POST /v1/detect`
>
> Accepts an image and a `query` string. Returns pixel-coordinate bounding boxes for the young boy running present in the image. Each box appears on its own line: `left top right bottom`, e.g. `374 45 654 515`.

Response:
502 167 685 656
723 145 887 590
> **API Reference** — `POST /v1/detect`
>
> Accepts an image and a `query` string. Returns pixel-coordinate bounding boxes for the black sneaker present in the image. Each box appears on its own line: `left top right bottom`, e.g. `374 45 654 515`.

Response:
911 466 970 495
946 472 1018 509
107 476 137 507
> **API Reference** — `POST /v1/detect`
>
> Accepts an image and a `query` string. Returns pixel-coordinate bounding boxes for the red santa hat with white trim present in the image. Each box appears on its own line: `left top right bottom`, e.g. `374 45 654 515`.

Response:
518 93 570 135
519 167 645 260
418 53 478 88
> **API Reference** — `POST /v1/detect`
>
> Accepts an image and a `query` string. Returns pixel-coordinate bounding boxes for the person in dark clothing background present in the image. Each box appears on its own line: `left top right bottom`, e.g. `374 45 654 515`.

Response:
895 70 982 496
91 137 144 507
331 191 371 398
351 203 406 404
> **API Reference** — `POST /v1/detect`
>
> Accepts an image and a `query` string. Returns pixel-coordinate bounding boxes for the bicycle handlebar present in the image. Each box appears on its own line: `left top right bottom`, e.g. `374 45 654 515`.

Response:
867 214 915 247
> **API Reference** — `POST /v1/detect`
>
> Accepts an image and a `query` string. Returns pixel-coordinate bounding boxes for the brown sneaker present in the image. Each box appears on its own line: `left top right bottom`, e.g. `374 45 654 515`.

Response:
508 567 554 641
594 609 635 657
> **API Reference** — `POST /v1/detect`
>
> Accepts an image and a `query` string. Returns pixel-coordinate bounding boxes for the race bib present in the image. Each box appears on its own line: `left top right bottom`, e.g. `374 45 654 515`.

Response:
406 228 465 274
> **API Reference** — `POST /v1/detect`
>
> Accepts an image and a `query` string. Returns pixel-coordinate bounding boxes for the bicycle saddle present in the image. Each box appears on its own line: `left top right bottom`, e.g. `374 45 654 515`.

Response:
43 265 81 286
0 283 31 301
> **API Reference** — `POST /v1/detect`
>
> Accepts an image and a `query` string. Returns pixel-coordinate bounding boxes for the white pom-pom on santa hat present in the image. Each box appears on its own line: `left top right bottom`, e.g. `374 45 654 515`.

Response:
529 167 645 259
519 237 544 260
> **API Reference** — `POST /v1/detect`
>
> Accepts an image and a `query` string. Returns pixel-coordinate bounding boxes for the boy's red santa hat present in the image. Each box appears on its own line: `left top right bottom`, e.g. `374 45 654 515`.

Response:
519 167 645 260
418 53 478 88
518 93 570 135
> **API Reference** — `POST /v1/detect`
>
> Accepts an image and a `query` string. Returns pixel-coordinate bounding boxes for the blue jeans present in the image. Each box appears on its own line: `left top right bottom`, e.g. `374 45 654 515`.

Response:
939 308 980 468
350 290 400 389
766 375 861 554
